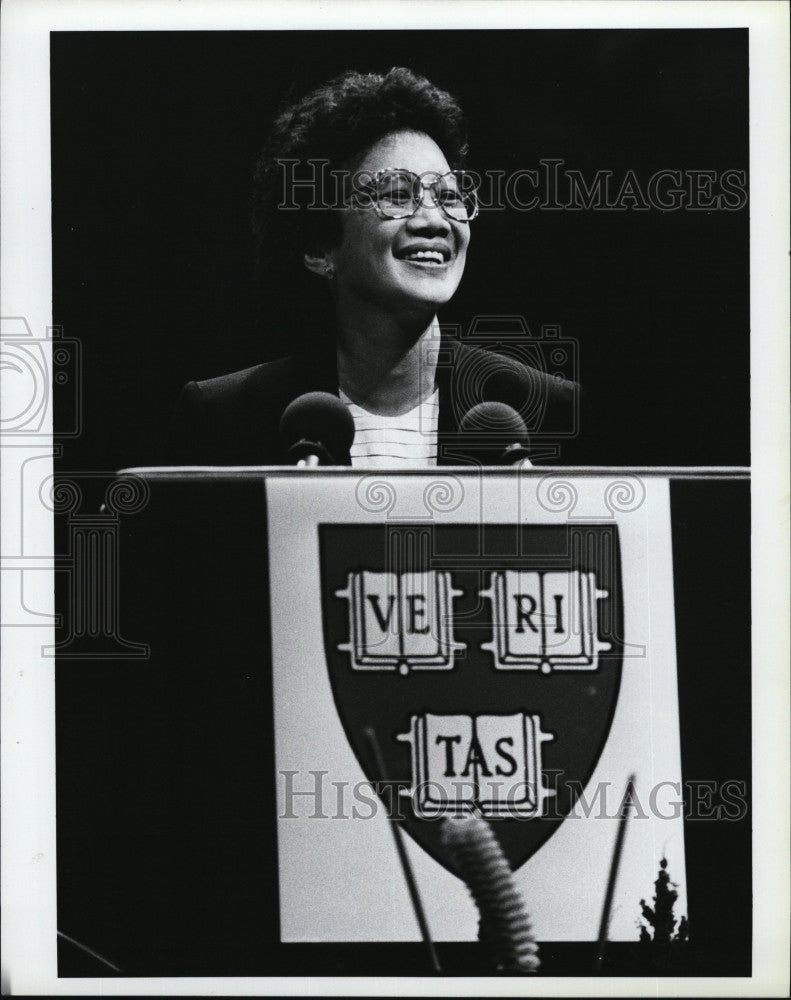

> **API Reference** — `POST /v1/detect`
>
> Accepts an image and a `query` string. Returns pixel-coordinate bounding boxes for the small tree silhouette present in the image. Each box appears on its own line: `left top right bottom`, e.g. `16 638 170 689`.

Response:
638 857 689 965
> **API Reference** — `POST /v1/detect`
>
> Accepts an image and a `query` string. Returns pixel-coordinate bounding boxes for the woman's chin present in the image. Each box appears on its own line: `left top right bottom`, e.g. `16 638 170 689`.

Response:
396 274 461 310
397 290 455 317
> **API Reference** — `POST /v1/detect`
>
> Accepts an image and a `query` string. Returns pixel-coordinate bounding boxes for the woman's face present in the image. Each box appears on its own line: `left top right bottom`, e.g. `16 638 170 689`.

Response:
326 130 471 317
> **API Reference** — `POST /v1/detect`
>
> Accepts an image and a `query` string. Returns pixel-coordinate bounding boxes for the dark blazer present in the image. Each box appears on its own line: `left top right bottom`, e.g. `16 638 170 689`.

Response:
168 335 587 466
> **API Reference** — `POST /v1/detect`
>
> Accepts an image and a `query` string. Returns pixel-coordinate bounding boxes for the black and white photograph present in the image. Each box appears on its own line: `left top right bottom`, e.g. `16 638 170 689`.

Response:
0 1 788 995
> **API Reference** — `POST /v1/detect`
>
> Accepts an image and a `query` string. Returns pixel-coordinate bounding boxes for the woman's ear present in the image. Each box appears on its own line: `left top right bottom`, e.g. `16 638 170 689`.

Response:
303 251 336 281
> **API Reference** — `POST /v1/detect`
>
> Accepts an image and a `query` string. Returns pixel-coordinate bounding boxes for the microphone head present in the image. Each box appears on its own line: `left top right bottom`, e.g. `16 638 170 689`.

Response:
459 402 531 465
279 391 355 465
442 814 539 973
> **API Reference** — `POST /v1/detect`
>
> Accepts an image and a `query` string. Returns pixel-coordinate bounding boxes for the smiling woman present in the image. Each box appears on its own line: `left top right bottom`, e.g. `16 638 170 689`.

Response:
168 67 579 467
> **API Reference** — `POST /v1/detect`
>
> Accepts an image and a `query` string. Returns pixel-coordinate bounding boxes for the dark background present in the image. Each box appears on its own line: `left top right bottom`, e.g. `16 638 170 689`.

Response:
51 29 749 471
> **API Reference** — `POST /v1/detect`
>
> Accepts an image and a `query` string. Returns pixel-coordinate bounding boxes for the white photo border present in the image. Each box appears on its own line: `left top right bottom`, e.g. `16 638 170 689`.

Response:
1 0 788 995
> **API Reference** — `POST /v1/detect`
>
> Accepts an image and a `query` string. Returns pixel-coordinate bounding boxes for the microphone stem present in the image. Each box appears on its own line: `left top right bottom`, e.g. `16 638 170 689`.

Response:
364 726 442 974
595 773 636 970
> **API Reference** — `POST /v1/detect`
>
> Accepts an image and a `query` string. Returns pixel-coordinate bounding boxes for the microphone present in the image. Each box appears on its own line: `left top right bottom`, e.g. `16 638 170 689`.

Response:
459 402 533 466
442 813 539 973
279 391 355 467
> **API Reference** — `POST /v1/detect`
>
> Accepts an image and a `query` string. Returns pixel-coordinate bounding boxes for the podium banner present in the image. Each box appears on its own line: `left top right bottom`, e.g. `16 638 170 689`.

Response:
267 472 686 942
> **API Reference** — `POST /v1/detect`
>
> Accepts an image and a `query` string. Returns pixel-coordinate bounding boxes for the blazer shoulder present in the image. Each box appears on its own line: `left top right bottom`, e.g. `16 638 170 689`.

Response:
166 355 307 465
452 340 579 400
192 355 303 406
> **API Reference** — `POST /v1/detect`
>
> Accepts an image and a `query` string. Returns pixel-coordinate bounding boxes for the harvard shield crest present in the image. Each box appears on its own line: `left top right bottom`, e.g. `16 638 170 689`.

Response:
320 522 623 875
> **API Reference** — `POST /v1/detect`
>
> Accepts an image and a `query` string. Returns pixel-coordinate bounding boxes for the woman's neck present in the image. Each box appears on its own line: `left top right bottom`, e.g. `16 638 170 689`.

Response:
335 302 440 416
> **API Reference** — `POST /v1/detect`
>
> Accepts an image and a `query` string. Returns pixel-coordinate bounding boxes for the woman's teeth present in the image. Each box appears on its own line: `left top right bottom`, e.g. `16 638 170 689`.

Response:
404 250 445 265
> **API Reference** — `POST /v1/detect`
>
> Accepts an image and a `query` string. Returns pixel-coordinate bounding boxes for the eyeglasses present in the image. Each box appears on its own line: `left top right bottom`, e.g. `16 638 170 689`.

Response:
353 168 479 222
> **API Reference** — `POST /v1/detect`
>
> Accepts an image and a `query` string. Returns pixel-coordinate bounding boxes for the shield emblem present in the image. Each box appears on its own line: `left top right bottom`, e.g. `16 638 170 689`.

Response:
320 522 623 876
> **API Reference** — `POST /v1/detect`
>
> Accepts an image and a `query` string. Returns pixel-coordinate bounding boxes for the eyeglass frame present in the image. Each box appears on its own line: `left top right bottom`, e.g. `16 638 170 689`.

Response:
351 167 480 222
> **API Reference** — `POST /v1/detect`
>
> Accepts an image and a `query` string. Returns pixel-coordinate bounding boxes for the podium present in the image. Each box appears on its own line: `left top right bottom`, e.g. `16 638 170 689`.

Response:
54 468 750 977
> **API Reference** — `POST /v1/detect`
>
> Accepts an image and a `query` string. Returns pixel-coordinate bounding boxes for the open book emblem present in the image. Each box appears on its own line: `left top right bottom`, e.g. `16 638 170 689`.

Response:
336 571 465 674
320 523 624 875
481 569 612 673
398 712 554 819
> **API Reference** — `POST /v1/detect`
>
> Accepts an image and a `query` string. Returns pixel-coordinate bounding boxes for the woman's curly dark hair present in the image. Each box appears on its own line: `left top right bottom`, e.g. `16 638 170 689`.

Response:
252 67 470 297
